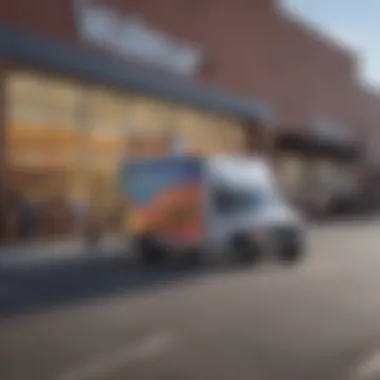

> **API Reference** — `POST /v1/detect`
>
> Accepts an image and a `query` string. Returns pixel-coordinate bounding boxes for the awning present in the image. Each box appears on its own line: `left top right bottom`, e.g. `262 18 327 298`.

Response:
0 25 273 124
274 131 364 162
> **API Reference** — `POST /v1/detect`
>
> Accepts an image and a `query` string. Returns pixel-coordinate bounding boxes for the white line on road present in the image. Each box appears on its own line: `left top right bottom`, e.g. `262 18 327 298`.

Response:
55 331 176 380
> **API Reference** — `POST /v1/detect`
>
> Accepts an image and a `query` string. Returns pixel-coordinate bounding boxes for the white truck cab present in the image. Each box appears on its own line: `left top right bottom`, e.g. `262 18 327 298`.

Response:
204 156 305 263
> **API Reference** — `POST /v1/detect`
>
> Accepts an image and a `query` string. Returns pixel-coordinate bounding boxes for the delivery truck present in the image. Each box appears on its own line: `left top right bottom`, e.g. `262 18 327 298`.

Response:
119 155 306 266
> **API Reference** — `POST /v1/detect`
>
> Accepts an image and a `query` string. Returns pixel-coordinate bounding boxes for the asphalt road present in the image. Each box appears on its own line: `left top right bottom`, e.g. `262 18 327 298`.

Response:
2 220 380 380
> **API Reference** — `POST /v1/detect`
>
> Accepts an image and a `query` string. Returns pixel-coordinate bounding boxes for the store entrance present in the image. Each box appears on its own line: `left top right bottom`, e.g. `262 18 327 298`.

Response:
2 168 75 244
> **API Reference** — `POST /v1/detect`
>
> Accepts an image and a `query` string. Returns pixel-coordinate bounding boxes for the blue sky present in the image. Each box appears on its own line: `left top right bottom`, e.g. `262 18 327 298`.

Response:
281 0 380 86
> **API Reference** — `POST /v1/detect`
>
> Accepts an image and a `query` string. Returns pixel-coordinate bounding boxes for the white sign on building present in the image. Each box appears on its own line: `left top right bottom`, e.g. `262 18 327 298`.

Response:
73 0 203 77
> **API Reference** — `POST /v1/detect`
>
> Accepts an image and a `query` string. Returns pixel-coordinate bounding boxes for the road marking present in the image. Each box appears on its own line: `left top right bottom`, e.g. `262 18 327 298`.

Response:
354 350 380 379
55 331 176 380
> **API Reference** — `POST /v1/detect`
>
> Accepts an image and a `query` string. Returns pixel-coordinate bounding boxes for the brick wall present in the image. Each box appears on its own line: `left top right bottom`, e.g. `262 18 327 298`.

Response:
0 0 77 44
0 0 377 140
94 0 363 133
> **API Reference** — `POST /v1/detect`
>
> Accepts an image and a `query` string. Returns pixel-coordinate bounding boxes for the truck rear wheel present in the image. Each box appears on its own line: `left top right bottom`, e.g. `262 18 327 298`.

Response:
231 235 260 265
183 248 202 269
135 234 166 266
279 242 304 265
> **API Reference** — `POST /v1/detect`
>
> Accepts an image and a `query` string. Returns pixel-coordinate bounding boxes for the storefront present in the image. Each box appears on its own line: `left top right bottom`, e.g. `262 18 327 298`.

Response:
0 26 272 244
274 129 364 216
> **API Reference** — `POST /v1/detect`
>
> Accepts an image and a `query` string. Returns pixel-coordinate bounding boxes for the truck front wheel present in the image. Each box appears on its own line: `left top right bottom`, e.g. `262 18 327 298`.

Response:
231 234 260 265
135 234 166 266
279 241 304 265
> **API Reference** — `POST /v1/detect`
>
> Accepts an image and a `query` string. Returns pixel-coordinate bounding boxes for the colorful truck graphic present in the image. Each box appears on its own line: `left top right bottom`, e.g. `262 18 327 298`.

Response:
119 157 203 241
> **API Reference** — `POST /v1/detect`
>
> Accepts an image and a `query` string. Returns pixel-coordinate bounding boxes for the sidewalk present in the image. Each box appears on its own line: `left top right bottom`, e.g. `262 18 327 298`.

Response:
0 235 130 269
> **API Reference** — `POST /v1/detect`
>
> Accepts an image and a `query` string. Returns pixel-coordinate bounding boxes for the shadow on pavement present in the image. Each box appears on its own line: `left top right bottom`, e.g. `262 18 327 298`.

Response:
0 256 225 319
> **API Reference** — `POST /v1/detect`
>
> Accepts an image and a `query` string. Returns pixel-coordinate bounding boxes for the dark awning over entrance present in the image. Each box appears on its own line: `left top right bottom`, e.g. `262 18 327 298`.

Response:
274 131 364 162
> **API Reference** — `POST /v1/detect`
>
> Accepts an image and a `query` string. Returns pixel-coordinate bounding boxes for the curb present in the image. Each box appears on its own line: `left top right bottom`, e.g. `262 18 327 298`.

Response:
0 244 132 271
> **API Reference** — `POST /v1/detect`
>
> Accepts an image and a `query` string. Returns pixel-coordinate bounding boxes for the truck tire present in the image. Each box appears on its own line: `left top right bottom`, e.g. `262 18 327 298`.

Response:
135 234 166 266
231 234 260 265
183 248 202 269
279 241 304 265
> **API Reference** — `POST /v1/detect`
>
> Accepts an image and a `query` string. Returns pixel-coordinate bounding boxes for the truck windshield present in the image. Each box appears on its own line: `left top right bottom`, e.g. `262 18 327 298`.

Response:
213 184 280 214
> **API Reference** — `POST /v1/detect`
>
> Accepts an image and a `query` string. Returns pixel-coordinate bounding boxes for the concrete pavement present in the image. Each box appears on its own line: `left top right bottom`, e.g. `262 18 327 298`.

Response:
2 221 380 379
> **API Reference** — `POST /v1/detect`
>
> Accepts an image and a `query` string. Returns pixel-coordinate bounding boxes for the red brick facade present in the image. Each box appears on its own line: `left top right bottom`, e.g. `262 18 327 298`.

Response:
0 0 77 45
0 0 379 142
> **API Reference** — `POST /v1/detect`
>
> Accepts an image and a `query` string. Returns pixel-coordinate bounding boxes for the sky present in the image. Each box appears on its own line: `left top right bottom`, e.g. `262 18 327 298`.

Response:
281 0 380 87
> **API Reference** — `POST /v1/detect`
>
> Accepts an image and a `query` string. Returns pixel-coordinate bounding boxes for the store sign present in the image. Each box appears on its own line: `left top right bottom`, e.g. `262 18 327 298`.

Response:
73 0 203 77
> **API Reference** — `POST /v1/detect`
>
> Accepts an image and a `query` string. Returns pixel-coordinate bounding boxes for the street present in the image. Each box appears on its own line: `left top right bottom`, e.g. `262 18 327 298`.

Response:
2 220 380 380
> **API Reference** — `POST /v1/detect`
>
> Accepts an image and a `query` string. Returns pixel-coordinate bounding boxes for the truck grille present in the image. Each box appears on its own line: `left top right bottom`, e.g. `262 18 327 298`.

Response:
271 225 299 242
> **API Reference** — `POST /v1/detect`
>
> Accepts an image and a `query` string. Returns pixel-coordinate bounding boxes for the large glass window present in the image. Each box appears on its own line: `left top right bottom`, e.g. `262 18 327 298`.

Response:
173 106 250 155
213 184 279 215
124 96 176 157
5 71 85 242
4 69 251 244
7 72 81 169
201 113 226 154
85 87 177 233
215 116 249 154
173 106 205 154
44 76 82 129
86 86 126 171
